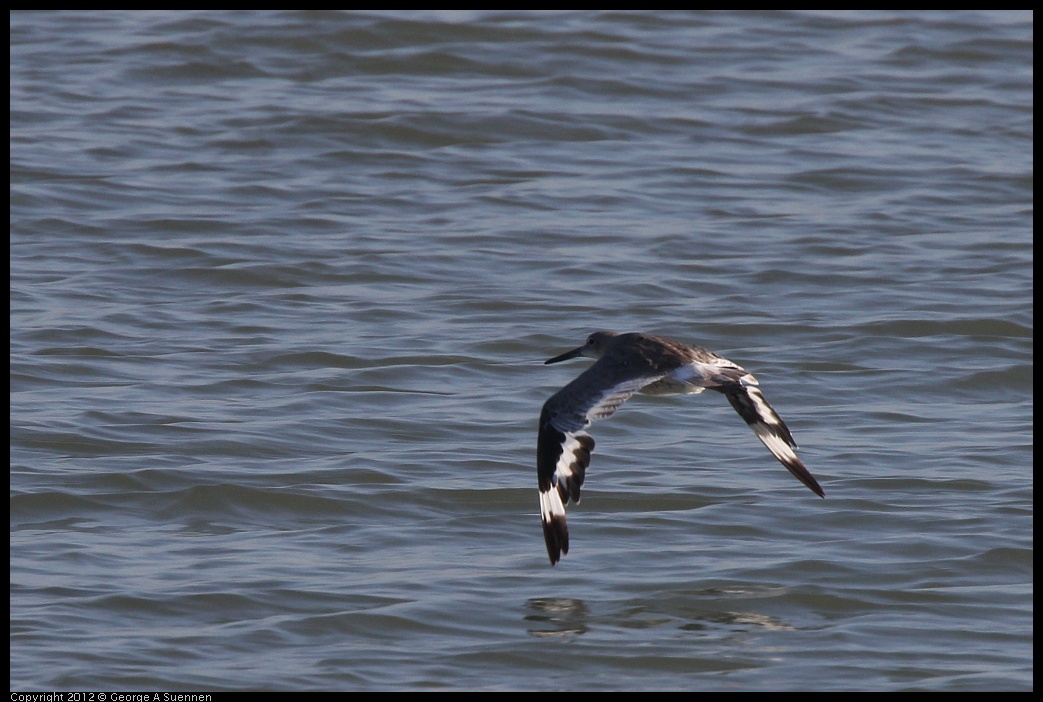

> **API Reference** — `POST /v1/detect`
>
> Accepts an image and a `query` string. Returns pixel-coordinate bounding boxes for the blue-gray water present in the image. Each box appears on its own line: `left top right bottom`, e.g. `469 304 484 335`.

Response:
10 10 1032 691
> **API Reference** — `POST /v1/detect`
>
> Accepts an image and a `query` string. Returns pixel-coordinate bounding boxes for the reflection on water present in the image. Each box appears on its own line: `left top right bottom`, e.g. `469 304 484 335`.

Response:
525 597 590 637
677 611 796 633
526 592 798 638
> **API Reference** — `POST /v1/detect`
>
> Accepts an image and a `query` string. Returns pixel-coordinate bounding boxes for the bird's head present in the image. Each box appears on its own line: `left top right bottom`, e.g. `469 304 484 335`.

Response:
545 331 620 364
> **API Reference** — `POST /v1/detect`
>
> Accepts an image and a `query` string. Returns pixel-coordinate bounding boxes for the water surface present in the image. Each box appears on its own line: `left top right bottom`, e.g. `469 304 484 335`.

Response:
10 10 1033 691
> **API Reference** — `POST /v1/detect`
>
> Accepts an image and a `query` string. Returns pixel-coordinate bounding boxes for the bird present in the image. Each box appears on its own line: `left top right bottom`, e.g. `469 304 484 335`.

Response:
537 331 824 565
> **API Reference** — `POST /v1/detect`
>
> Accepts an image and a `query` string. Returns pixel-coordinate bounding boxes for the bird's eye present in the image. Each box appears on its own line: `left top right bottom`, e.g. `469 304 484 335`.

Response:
586 337 595 345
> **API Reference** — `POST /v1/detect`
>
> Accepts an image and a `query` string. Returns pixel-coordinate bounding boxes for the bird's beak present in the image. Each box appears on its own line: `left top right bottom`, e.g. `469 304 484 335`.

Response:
545 345 585 365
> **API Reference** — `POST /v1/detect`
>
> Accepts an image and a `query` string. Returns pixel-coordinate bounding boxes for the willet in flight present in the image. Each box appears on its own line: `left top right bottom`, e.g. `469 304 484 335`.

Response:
537 331 824 565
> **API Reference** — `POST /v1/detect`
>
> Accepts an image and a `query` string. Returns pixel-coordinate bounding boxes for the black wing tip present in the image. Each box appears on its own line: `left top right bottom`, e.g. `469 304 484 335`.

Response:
791 460 825 498
542 514 569 566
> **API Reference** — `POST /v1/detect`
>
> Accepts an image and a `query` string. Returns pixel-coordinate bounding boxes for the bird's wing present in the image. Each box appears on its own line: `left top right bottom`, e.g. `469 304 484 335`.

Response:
717 373 824 498
666 355 824 497
537 363 666 565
